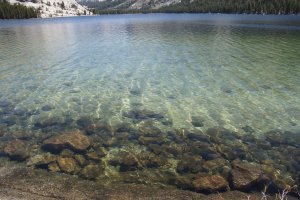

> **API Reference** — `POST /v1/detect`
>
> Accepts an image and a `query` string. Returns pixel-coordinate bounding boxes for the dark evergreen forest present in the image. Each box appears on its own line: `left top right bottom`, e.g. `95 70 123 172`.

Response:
159 0 300 14
0 0 37 19
92 0 300 15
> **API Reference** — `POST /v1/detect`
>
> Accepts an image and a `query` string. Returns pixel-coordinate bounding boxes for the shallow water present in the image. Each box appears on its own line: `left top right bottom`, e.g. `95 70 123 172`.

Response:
0 14 300 193
1 14 300 133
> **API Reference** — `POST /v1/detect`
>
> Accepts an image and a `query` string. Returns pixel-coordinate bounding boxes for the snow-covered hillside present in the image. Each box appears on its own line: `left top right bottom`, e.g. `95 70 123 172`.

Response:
8 0 92 18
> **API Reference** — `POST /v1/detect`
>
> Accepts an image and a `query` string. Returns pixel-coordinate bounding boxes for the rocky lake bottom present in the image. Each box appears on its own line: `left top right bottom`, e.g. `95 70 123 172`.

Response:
0 102 299 199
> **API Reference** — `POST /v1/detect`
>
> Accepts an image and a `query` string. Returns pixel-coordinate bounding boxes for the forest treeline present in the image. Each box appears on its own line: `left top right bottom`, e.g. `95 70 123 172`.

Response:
0 0 38 19
158 0 300 14
92 0 300 15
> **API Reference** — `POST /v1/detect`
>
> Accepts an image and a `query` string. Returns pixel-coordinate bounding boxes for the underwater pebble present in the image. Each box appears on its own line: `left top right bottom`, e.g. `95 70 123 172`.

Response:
70 88 81 93
129 86 142 96
191 116 204 127
220 86 233 94
241 125 255 133
41 104 55 111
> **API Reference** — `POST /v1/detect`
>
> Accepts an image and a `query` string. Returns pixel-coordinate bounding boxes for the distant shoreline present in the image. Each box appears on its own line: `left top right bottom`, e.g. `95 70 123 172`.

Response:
94 11 300 16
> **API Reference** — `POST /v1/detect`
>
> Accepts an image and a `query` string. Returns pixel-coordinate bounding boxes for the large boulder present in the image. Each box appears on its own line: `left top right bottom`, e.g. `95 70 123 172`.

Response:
57 156 79 174
230 160 262 190
42 130 90 153
4 139 29 161
192 175 229 193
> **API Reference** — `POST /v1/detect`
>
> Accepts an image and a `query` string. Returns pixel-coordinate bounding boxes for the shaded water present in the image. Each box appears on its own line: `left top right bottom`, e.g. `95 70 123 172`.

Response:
0 14 300 194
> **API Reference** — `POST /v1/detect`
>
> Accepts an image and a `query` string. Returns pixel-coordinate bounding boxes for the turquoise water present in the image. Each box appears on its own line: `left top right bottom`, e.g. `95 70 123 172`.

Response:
0 14 300 192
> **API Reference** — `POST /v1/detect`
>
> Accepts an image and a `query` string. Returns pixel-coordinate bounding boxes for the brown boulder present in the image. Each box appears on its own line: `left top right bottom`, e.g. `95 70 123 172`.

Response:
4 139 29 161
57 156 79 174
48 162 60 172
74 154 88 167
42 130 90 153
230 160 262 190
192 175 229 193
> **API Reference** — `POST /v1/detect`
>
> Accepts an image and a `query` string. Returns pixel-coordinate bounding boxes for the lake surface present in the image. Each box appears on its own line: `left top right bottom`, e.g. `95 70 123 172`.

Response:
0 14 300 194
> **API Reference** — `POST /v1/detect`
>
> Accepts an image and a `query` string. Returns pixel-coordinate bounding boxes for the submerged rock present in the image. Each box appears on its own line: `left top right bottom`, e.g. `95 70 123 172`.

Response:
10 130 33 140
48 162 60 172
0 125 7 137
202 158 228 173
206 127 240 142
2 115 19 126
80 164 104 180
192 175 229 193
74 154 88 167
109 152 140 172
42 130 90 153
230 160 262 190
138 152 168 168
172 176 193 190
34 117 65 129
191 116 204 127
27 153 57 167
13 108 30 116
220 86 233 94
129 86 142 96
138 121 162 137
76 116 94 129
4 139 29 161
138 135 165 145
265 130 285 146
176 156 203 174
86 148 106 161
120 154 139 172
123 108 165 120
187 129 210 143
41 104 55 111
0 99 12 107
57 156 79 174
241 125 255 133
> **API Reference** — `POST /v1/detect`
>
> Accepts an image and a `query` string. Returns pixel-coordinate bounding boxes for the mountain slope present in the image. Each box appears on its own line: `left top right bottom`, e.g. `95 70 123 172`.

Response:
79 0 184 10
84 0 300 15
7 0 92 18
114 0 182 10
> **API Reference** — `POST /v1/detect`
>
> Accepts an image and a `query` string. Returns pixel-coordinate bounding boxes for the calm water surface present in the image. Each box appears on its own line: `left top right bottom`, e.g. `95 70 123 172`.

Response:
0 14 300 190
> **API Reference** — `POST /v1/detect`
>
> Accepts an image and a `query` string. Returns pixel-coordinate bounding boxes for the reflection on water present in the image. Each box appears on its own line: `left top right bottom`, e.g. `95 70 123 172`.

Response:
0 14 300 195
